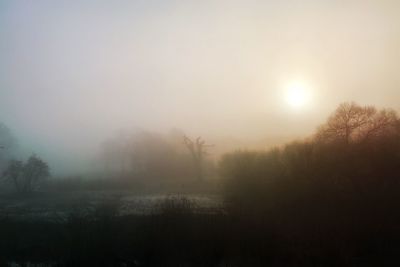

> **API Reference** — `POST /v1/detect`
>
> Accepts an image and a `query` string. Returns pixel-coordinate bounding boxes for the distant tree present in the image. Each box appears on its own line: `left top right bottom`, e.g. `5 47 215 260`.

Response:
3 155 50 193
183 136 212 181
100 132 132 174
130 131 178 177
316 102 400 144
99 130 194 182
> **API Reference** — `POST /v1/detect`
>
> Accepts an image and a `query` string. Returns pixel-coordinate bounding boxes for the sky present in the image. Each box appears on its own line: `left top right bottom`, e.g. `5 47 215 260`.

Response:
1 0 400 173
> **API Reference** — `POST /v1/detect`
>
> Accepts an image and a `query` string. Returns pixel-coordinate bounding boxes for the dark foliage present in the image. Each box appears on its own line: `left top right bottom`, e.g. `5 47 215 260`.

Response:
219 102 400 265
3 155 50 193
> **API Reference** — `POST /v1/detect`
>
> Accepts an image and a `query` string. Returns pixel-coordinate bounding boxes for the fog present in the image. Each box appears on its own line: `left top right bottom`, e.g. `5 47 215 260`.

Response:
1 0 400 174
4 2 400 266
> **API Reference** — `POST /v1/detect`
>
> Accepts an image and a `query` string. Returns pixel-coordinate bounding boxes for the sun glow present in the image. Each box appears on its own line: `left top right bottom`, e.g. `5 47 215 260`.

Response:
284 81 312 109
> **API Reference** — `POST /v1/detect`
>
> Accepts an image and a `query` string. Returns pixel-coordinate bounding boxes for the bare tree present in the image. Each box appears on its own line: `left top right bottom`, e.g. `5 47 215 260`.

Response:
183 136 212 181
316 102 400 144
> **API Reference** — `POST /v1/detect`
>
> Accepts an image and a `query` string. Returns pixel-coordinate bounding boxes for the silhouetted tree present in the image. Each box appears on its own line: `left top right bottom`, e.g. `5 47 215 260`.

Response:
3 155 50 193
183 136 212 181
316 102 400 144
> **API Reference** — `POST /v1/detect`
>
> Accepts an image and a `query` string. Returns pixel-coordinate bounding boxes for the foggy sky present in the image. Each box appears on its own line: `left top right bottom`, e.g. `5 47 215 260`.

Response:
1 0 400 174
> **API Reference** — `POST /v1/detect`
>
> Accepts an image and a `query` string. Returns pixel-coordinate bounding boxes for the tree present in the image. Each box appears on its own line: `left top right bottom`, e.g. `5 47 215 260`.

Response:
183 136 212 181
100 132 132 174
3 155 50 193
99 130 194 182
3 160 24 192
316 102 400 144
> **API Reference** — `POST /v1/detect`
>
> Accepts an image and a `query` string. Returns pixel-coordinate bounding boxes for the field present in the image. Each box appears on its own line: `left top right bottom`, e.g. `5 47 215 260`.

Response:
0 192 222 221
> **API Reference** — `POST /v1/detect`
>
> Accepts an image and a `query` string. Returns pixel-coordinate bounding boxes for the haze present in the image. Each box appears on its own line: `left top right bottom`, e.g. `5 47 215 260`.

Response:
1 0 400 174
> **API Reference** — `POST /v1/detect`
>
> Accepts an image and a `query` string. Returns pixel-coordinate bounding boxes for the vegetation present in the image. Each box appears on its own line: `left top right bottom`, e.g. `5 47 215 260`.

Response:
3 155 50 193
99 130 215 184
220 102 400 265
183 136 213 181
2 103 400 266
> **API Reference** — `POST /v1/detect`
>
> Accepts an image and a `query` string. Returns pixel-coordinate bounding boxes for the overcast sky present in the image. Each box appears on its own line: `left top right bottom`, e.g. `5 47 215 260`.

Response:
1 0 400 173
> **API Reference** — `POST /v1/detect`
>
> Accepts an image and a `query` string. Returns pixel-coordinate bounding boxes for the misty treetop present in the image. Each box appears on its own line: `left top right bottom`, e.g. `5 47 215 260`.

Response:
315 102 400 144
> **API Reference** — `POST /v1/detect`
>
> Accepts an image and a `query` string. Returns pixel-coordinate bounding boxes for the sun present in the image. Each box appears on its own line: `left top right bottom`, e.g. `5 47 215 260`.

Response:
284 81 312 109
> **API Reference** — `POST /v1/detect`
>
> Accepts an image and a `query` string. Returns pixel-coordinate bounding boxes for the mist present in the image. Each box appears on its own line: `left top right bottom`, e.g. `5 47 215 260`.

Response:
2 0 400 174
3 1 400 266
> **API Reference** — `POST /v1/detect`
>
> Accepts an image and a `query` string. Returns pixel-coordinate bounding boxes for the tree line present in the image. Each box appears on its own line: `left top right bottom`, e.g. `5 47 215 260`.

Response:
219 102 400 263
